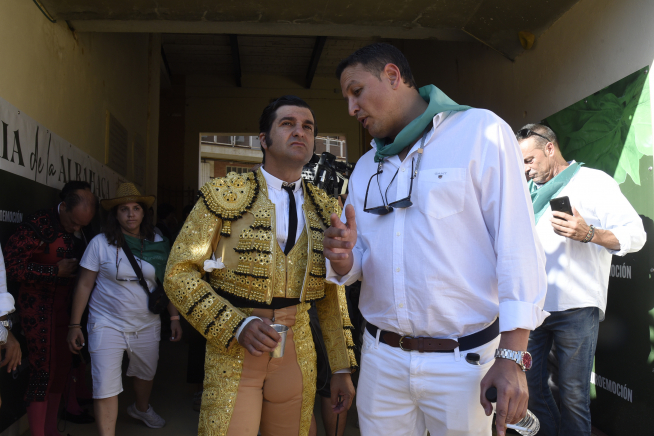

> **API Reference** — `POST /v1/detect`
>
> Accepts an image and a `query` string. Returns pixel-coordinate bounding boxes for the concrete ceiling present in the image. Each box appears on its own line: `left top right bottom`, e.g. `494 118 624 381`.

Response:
161 34 388 79
41 0 581 60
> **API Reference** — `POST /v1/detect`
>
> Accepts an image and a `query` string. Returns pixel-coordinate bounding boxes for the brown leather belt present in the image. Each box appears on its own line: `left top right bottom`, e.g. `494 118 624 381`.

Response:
366 318 500 353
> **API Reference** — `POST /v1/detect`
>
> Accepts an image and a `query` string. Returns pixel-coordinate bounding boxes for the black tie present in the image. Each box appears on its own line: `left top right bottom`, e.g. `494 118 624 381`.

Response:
282 183 297 255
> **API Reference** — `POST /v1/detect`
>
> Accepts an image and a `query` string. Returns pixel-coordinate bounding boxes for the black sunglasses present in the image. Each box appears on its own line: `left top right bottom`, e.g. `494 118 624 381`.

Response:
516 128 551 143
364 158 415 215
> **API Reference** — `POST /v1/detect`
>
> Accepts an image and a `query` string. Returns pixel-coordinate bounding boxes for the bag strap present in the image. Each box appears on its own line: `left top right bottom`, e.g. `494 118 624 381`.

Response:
121 242 151 299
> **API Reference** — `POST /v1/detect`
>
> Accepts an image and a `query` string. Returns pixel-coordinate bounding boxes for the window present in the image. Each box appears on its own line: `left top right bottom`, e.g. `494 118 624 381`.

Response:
227 166 249 175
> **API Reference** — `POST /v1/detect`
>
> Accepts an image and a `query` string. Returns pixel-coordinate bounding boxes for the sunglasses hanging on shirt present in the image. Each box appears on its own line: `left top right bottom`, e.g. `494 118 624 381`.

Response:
363 127 429 215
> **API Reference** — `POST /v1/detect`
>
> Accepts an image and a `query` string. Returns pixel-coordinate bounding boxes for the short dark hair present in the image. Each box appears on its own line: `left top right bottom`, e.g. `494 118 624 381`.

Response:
103 202 155 247
59 181 96 211
258 95 318 163
335 43 418 89
516 123 558 150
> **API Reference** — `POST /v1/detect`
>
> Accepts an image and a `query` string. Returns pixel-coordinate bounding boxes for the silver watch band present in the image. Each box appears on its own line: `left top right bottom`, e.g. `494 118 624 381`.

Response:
0 325 7 346
495 348 525 369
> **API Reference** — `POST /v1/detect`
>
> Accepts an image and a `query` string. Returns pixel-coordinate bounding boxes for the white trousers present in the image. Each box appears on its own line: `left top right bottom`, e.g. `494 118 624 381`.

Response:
357 330 500 436
88 322 161 399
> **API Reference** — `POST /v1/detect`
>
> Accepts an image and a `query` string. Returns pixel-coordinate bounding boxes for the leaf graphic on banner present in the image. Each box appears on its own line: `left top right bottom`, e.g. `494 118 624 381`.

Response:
546 67 652 185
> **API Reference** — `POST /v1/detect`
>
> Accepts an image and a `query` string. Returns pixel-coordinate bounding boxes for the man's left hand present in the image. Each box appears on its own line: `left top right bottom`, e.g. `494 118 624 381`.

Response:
479 358 528 436
330 373 355 414
550 206 590 241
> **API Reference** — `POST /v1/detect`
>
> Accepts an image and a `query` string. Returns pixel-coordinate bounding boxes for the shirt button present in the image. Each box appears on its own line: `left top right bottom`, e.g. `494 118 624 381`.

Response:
401 167 406 172
396 232 401 236
396 267 400 272
398 303 404 308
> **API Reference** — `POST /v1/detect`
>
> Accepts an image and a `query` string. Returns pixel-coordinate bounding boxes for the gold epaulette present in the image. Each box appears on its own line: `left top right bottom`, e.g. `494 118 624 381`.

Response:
305 182 341 227
199 172 260 236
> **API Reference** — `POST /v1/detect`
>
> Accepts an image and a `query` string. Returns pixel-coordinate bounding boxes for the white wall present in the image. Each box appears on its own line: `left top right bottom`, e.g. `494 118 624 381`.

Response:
407 0 654 129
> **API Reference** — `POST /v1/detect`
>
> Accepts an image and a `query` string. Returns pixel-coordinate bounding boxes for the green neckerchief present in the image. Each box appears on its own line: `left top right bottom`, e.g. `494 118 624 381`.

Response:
124 234 170 283
373 84 471 162
528 162 583 224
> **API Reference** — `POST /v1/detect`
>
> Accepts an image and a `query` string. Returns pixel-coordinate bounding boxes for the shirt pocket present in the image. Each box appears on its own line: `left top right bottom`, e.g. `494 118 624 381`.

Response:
417 168 467 219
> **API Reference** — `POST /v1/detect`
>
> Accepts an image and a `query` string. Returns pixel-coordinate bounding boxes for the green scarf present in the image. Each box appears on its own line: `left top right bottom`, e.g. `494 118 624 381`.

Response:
528 162 583 224
373 84 471 162
124 234 170 284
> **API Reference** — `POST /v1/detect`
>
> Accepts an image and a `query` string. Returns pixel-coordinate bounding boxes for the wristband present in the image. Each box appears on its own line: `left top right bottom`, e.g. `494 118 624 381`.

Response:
68 324 82 329
170 315 180 321
582 225 595 243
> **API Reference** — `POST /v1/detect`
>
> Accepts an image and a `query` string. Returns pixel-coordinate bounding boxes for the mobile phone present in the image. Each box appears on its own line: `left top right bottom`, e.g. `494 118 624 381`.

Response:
550 196 573 217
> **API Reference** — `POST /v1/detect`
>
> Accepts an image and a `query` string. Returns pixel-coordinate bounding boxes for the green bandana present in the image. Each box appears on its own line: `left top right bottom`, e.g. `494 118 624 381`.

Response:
124 234 171 283
373 84 471 162
528 162 583 224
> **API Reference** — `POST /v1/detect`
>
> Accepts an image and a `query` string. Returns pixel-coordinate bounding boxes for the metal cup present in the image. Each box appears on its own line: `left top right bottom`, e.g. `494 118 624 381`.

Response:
269 324 289 358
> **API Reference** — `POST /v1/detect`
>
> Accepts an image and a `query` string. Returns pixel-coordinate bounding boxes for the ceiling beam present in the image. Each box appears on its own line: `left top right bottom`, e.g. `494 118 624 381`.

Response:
305 36 327 89
68 20 472 42
229 34 242 87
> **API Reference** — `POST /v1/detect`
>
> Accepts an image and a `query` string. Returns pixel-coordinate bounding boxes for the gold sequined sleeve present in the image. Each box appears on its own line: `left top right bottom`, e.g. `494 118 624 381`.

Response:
316 283 358 372
164 200 247 349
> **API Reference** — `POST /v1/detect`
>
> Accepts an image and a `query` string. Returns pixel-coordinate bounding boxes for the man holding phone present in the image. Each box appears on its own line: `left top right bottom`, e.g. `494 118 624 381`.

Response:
517 124 646 436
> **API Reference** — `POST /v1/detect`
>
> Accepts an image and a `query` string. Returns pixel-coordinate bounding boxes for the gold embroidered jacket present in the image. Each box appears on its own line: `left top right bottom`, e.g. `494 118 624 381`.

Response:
164 170 357 372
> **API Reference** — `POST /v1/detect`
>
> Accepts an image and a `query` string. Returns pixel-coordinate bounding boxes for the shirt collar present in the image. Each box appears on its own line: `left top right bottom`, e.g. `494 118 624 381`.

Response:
261 167 302 193
368 111 450 152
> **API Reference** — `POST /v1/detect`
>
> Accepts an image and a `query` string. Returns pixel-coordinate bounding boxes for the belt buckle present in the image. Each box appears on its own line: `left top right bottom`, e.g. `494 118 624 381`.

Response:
398 335 413 351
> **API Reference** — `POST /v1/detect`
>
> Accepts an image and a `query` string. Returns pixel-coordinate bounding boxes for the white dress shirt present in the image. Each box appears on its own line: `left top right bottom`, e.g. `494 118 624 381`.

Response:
535 166 646 319
260 168 304 253
327 109 549 338
0 244 16 317
235 168 304 338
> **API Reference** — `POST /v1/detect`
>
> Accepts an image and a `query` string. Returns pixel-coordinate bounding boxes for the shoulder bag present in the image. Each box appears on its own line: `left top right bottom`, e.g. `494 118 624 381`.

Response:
121 242 169 315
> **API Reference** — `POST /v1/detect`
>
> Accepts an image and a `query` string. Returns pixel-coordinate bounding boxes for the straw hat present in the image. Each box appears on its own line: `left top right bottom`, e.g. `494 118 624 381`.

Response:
100 182 156 210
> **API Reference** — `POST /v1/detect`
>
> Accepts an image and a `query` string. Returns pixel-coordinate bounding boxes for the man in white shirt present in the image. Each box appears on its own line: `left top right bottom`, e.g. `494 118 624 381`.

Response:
516 124 646 436
324 43 548 436
165 96 356 436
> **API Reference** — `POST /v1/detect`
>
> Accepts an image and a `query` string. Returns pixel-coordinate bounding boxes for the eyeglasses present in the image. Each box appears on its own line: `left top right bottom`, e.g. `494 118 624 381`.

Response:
115 254 142 282
516 128 551 144
364 158 416 215
364 127 429 215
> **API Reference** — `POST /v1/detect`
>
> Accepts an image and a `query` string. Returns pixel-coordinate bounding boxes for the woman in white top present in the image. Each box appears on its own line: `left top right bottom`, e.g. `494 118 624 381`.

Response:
67 183 182 435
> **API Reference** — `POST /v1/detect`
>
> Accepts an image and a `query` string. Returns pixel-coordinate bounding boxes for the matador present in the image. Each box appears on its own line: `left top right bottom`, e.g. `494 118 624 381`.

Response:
164 96 357 436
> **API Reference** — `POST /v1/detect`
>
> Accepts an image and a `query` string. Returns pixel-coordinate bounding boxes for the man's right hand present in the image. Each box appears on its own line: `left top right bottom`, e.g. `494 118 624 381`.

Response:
57 258 79 277
323 204 357 276
238 317 281 357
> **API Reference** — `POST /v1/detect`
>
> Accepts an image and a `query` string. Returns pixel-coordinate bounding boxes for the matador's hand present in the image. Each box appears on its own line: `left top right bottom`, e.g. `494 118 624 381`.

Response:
550 206 590 241
238 317 281 357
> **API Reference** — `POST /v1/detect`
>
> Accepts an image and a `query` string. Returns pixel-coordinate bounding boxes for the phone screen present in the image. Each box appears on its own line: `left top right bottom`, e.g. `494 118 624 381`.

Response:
550 196 573 217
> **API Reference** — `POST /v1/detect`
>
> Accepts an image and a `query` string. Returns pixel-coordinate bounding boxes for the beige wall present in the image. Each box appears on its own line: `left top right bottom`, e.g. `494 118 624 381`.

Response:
183 74 362 190
406 0 654 130
0 0 160 196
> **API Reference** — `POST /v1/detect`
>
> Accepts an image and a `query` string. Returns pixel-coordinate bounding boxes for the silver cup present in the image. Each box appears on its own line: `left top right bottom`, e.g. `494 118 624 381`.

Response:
270 324 289 358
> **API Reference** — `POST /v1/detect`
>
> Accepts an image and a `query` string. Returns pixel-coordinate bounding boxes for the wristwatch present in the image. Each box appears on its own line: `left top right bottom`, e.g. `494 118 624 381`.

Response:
0 325 7 346
0 320 12 330
495 348 533 371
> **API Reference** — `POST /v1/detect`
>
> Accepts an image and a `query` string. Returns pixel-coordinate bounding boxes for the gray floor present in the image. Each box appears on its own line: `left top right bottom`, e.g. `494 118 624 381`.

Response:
47 338 360 436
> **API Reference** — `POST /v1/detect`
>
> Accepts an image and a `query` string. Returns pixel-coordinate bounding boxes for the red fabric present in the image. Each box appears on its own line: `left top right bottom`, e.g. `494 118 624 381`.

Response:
4 208 83 402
